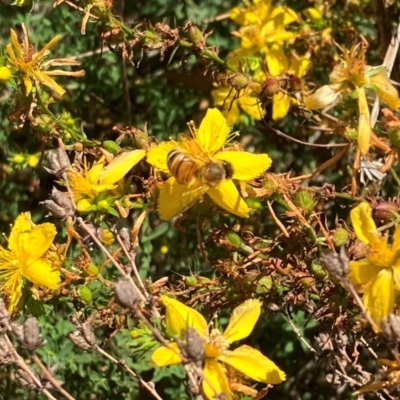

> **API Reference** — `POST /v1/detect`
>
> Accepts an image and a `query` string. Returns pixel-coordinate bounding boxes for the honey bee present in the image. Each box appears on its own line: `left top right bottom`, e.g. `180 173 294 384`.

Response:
167 147 233 186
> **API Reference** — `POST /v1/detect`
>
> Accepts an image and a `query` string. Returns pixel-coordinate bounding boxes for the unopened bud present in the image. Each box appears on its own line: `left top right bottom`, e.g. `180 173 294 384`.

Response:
310 260 327 279
230 74 249 89
381 314 400 342
294 190 314 213
332 228 349 247
289 74 303 92
389 129 400 148
22 317 45 351
0 66 12 83
320 248 349 280
79 286 93 305
188 24 204 44
261 174 280 195
372 201 399 221
256 276 273 293
44 149 71 177
102 140 120 155
223 231 242 248
114 279 139 308
261 78 280 96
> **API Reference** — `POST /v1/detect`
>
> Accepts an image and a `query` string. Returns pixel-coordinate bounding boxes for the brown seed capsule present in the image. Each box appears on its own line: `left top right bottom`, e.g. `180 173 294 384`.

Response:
381 314 400 342
261 78 280 96
289 74 303 92
372 201 399 221
22 317 45 351
114 278 139 308
320 248 349 281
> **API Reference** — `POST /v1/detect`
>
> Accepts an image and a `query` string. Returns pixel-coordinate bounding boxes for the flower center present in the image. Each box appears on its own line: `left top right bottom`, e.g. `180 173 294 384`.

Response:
204 328 230 358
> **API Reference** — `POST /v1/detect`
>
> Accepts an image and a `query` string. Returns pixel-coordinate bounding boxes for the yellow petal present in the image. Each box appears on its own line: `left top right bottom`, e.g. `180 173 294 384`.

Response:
369 67 400 109
157 177 208 220
207 180 249 218
147 141 177 172
303 84 341 110
151 342 183 367
9 29 23 58
196 109 229 155
272 5 298 25
291 57 312 78
203 359 232 400
86 161 105 184
349 260 381 287
23 258 60 289
8 212 32 257
33 35 62 61
219 345 286 384
357 87 372 155
1 269 22 314
33 71 66 96
350 202 378 245
20 224 57 263
23 75 33 96
272 92 291 120
393 263 400 291
100 150 146 185
238 94 264 121
265 44 289 76
223 299 261 343
214 151 272 180
392 225 400 253
161 295 208 337
363 268 394 327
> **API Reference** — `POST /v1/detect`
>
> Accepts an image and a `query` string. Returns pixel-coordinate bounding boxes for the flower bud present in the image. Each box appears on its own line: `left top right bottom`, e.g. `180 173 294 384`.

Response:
0 66 12 83
310 260 327 279
389 129 400 148
230 74 249 89
223 231 242 248
261 78 280 96
87 264 99 276
256 276 273 293
102 140 120 155
188 24 204 45
332 227 349 247
27 154 40 168
261 174 280 195
79 286 93 305
294 190 314 213
372 201 399 221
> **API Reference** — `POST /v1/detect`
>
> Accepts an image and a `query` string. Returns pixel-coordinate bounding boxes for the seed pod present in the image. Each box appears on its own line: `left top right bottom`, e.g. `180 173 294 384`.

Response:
44 148 71 177
256 276 273 294
68 323 95 351
381 314 400 342
289 74 302 92
320 248 349 280
332 227 349 247
262 78 280 96
372 201 399 221
22 318 45 351
114 278 139 308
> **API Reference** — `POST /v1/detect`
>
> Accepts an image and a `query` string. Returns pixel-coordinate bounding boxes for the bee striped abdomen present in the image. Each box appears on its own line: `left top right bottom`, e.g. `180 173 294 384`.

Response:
167 149 199 184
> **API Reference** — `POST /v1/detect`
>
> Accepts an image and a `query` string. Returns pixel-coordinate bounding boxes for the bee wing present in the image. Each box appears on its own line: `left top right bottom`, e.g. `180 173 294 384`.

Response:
158 177 209 220
178 135 210 165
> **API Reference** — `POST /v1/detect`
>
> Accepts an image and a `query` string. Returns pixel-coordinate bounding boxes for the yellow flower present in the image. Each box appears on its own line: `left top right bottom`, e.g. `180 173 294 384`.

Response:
211 84 264 126
0 212 60 312
67 150 146 213
5 24 85 96
230 0 297 54
265 44 311 120
304 44 400 154
147 108 272 220
151 296 286 400
349 202 400 328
